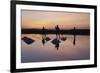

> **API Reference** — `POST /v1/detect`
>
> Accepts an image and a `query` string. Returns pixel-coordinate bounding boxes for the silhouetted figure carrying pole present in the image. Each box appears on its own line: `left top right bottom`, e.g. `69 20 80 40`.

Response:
55 25 60 39
73 27 76 45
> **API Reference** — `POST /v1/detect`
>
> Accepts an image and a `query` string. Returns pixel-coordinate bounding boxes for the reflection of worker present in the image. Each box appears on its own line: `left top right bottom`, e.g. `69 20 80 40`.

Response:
55 42 59 50
42 38 45 45
55 25 60 39
42 27 46 39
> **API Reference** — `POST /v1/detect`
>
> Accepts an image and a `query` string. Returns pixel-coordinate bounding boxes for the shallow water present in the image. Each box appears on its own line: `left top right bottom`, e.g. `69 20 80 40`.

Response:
21 34 90 63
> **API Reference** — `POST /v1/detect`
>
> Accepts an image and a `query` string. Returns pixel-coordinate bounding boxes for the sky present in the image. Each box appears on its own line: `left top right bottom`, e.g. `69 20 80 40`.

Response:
21 10 90 29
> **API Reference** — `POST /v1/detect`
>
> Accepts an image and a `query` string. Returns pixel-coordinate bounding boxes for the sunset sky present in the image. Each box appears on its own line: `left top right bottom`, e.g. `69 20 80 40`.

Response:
21 10 90 29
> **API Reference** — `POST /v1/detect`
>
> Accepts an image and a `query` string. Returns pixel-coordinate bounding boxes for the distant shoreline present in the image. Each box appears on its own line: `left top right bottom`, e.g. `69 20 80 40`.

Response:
22 28 90 35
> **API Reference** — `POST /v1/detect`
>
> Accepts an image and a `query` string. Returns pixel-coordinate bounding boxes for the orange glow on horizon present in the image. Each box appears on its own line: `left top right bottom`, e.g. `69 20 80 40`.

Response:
21 10 90 29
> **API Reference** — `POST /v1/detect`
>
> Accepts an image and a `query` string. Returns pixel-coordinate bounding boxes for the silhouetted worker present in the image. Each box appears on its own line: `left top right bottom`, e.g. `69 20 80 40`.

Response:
73 27 76 32
73 27 76 45
42 26 46 39
55 25 60 39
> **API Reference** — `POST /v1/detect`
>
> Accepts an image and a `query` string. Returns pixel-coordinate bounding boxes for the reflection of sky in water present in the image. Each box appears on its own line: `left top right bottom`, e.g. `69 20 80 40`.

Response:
21 34 90 63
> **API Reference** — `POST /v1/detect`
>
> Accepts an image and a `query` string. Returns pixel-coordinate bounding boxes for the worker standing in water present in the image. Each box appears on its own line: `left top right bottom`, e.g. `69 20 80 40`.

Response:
42 26 46 39
55 25 60 39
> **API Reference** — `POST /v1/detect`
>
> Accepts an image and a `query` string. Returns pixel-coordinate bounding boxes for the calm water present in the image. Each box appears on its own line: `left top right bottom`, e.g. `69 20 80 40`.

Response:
21 34 90 63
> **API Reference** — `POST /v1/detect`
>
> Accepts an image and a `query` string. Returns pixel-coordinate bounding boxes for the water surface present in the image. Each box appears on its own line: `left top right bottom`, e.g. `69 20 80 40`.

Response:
21 34 90 63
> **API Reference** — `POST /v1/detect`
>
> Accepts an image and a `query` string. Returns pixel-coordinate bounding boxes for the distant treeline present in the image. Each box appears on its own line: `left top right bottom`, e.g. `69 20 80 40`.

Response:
22 28 90 35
